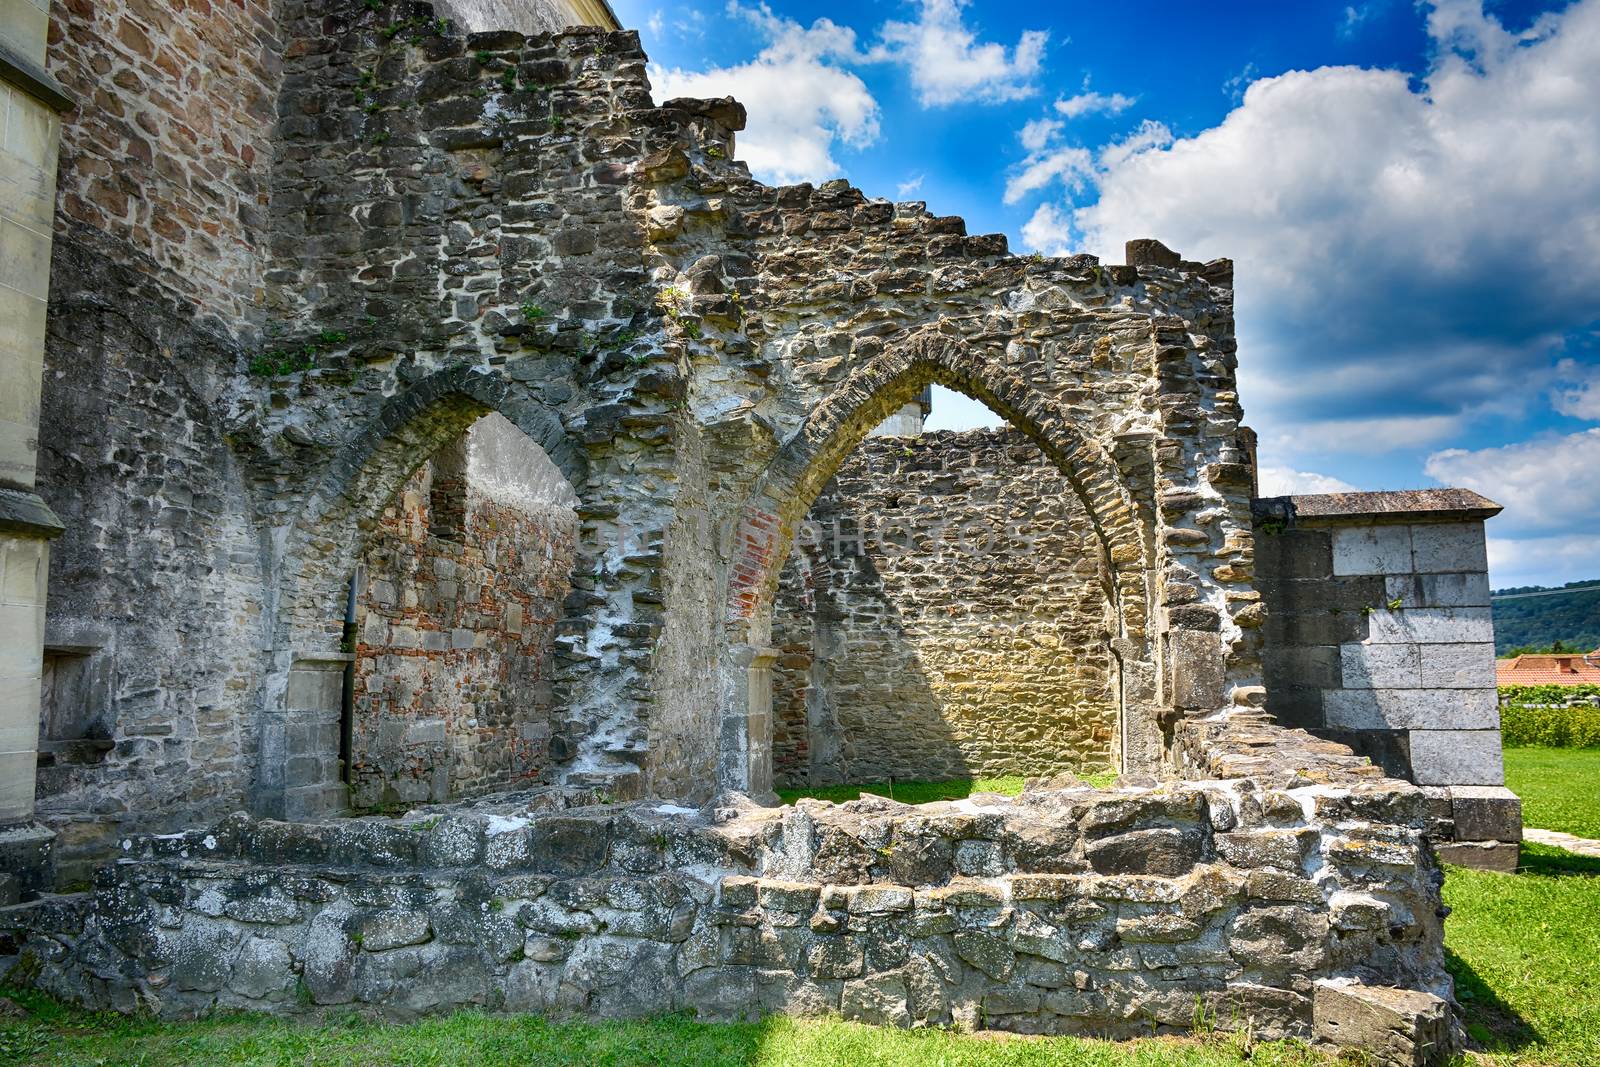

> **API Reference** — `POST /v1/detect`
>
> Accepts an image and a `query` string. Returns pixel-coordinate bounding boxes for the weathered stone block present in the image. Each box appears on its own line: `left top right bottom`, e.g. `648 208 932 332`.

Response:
1408 522 1487 574
1086 828 1203 877
1407 730 1504 786
1324 687 1497 731
1332 526 1411 576
1449 786 1522 843
1312 981 1452 1066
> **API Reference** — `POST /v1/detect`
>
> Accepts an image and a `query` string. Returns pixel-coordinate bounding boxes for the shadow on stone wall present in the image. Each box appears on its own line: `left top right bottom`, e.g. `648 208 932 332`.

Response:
772 429 1118 788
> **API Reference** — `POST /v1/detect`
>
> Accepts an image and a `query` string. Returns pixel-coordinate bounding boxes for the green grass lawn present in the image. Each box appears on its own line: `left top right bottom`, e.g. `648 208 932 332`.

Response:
1503 746 1600 838
777 773 1116 806
1443 843 1600 1065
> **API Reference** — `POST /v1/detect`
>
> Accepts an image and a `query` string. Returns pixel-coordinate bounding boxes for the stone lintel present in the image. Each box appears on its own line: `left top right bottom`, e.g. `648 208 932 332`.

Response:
0 489 65 540
0 38 75 112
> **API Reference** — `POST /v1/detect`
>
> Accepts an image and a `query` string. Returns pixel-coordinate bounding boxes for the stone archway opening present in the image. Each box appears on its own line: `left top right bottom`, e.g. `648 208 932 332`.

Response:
346 412 581 810
769 409 1121 793
256 370 597 821
720 331 1157 798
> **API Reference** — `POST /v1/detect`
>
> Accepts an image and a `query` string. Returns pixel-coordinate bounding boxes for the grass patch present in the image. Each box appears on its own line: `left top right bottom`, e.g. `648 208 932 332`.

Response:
1444 842 1600 1065
777 773 1117 806
0 991 1341 1066
1503 746 1600 838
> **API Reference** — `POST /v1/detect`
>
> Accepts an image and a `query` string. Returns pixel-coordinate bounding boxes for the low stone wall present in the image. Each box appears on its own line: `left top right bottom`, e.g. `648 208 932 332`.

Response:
771 429 1117 786
1 721 1455 1063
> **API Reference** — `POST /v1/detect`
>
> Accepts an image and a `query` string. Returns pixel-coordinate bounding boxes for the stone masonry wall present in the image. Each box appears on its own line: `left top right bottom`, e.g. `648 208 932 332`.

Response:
771 428 1116 787
353 416 579 808
26 1 1256 857
1253 491 1521 870
45 0 283 319
5 738 1453 1060
33 235 265 888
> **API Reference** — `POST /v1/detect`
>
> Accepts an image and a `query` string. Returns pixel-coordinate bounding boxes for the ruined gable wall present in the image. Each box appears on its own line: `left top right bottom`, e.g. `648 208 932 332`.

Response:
771 429 1117 787
351 442 578 808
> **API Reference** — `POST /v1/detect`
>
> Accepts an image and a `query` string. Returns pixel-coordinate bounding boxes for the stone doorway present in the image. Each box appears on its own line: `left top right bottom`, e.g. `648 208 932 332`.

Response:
347 412 581 809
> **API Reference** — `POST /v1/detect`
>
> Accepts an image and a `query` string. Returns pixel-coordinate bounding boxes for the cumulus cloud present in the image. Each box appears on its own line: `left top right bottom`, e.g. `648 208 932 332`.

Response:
1019 117 1063 152
1067 0 1600 445
1055 90 1135 118
649 4 879 185
1553 358 1600 421
652 0 1049 186
1257 466 1360 496
1425 428 1600 534
897 173 925 198
870 0 1048 106
1004 145 1093 205
1021 202 1072 255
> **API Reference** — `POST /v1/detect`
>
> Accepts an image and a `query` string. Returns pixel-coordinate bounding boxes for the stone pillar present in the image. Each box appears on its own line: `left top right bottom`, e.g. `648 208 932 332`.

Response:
717 644 777 797
1254 489 1521 870
0 0 73 902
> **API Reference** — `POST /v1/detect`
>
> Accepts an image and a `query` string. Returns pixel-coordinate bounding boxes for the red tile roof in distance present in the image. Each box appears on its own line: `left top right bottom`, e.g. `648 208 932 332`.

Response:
1496 650 1600 686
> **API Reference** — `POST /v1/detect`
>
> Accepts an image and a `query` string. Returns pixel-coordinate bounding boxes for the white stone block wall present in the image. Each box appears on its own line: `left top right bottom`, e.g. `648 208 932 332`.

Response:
1325 521 1502 787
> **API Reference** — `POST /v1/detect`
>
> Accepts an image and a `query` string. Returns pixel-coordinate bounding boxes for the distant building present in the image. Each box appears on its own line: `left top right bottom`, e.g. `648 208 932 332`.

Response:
1496 650 1600 686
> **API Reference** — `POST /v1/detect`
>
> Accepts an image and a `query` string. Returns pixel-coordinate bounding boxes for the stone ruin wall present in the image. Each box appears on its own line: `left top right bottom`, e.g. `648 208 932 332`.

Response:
26 0 1254 873
771 428 1117 787
4 715 1457 1062
46 0 282 320
351 415 580 808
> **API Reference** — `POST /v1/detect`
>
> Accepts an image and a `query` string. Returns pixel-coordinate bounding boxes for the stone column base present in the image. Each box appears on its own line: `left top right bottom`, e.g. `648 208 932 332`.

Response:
1423 785 1521 872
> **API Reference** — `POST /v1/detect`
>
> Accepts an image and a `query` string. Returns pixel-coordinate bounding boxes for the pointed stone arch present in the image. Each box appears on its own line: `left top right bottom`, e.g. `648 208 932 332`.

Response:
254 364 588 819
717 328 1157 793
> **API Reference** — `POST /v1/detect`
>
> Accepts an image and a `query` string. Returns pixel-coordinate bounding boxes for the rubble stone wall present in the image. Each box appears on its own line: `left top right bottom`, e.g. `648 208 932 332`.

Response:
771 429 1117 787
351 415 579 808
33 234 265 888
29 2 1255 866
4 728 1453 1060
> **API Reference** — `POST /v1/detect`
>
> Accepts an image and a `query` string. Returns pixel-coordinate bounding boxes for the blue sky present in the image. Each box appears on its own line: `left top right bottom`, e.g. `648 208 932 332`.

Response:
613 0 1600 588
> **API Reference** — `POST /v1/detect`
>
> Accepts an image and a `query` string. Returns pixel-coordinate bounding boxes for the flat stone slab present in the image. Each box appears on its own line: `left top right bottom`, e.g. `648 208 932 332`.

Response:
1524 828 1600 858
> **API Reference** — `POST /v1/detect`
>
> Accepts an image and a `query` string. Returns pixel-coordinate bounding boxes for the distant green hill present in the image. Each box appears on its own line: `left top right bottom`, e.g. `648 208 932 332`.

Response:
1491 580 1600 656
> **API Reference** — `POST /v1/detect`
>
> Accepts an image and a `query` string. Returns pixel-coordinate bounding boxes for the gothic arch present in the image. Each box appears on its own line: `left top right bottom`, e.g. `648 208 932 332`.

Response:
717 328 1157 792
254 365 588 819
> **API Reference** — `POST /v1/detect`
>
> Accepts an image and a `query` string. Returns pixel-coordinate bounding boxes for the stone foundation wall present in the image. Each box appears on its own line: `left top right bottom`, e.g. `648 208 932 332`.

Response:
771 429 1117 786
352 440 578 808
3 729 1453 1062
1253 491 1520 870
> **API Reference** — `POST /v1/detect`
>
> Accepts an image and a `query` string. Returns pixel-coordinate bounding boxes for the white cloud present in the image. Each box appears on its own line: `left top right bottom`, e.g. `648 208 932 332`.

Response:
1257 466 1359 496
1061 0 1600 467
1273 414 1467 456
1553 358 1600 421
1488 533 1600 589
1021 203 1073 255
1019 117 1062 152
647 10 664 36
1055 90 1135 118
896 173 925 198
1003 146 1093 205
1425 428 1600 534
649 4 879 185
1096 119 1172 169
870 0 1048 106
